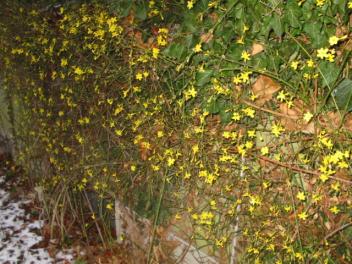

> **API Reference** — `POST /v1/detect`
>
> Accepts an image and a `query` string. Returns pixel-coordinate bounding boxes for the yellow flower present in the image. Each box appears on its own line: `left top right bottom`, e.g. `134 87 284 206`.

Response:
106 203 113 210
74 66 84 75
240 71 252 83
187 0 194 9
151 164 160 171
329 206 340 214
290 60 299 70
236 36 244 44
247 130 256 138
61 58 68 67
296 191 306 201
184 172 191 179
157 35 167 46
331 182 340 192
295 252 304 261
298 0 305 6
210 200 216 208
303 111 313 123
135 72 143 80
326 52 335 62
315 0 326 7
349 1 352 8
107 98 113 105
152 47 160 59
271 123 284 137
319 173 329 182
157 130 164 138
114 105 124 115
306 59 315 68
242 107 255 118
298 211 308 220
184 86 197 100
261 146 269 156
192 144 199 154
158 28 169 34
317 48 329 59
276 90 287 102
193 43 202 53
245 141 253 149
114 129 123 136
167 157 175 166
233 75 242 84
337 160 348 169
143 71 149 78
232 112 241 121
241 51 251 62
329 36 339 46
175 213 181 220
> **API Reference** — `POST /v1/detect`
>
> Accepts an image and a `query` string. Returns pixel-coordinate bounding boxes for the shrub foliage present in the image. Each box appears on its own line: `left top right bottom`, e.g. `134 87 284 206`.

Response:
1 0 352 262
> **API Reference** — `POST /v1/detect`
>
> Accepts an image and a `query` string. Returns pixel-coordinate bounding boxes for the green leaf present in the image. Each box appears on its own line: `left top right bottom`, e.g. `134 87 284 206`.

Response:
163 43 186 60
195 70 213 86
110 0 132 17
303 22 327 48
183 12 197 33
285 2 301 28
332 79 352 112
319 61 339 88
220 109 232 124
207 99 220 114
271 14 283 37
135 2 147 20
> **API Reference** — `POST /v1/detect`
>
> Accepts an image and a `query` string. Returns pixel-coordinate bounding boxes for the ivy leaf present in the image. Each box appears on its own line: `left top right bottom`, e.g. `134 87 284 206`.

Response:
207 99 220 114
135 2 147 20
183 12 197 33
195 70 213 86
220 109 232 124
163 43 186 60
332 79 352 112
303 22 327 48
270 14 283 37
319 61 339 88
285 2 301 28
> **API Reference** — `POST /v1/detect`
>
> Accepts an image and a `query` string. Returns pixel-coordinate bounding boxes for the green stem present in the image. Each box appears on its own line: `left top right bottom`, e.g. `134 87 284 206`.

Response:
146 171 167 264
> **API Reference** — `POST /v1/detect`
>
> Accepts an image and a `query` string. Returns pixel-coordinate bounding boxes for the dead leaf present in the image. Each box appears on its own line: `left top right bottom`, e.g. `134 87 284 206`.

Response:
318 111 352 132
251 75 280 106
251 43 264 56
200 31 213 43
279 100 315 134
139 144 150 161
208 12 218 23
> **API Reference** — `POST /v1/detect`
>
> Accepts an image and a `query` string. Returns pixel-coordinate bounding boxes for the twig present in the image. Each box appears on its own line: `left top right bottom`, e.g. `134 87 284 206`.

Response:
259 156 319 175
259 156 352 184
83 190 106 248
241 99 297 120
230 156 245 264
147 174 167 264
324 222 352 241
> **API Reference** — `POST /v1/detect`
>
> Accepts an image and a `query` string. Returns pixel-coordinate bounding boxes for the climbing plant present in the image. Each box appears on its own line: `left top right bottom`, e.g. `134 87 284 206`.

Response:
1 0 352 262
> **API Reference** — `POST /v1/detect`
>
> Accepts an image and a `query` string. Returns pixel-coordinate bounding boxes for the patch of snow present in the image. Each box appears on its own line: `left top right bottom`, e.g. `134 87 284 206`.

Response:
0 176 75 263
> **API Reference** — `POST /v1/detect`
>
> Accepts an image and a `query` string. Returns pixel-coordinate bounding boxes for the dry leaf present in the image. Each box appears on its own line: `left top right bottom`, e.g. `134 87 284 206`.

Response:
279 100 315 134
208 12 218 23
251 75 280 106
200 31 213 43
319 111 352 132
139 144 151 161
251 43 264 56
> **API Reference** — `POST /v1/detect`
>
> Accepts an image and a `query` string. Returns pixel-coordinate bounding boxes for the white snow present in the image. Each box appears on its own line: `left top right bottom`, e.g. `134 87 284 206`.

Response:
0 176 74 263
